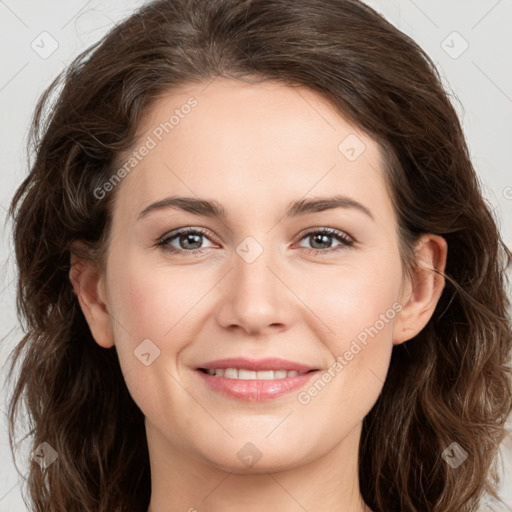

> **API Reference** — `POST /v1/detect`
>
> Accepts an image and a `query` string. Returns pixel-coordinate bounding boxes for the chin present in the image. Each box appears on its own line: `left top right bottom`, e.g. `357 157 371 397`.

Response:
195 437 312 474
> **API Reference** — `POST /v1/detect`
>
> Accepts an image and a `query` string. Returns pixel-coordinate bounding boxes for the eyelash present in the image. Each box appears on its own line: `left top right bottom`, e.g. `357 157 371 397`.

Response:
155 226 354 256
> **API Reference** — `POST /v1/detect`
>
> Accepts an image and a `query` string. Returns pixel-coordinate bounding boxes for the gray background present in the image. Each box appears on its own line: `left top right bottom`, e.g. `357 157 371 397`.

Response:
1 1 511 510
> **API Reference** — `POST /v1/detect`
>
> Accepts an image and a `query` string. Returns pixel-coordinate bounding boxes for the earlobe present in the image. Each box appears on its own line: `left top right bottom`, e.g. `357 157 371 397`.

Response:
392 234 448 345
69 246 115 348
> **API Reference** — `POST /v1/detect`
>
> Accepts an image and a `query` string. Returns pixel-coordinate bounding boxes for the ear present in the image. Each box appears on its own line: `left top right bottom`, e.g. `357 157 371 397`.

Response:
393 234 448 345
69 241 115 348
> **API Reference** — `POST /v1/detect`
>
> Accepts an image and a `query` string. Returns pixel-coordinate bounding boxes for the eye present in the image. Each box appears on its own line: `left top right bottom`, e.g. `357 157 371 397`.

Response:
156 227 216 254
296 227 354 254
156 226 354 256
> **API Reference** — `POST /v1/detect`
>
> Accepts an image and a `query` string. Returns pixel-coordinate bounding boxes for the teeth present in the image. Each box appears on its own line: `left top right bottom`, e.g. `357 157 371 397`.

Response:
224 368 238 379
238 369 256 380
204 368 305 379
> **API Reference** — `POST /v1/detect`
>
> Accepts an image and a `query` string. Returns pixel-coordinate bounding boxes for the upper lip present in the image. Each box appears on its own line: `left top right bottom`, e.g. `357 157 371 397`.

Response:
197 357 317 373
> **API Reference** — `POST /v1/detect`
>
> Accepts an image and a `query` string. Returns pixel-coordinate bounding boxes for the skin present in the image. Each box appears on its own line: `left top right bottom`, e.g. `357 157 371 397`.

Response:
70 78 447 512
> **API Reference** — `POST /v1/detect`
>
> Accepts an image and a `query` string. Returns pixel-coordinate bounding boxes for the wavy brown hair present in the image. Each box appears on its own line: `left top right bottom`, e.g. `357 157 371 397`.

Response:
6 0 512 510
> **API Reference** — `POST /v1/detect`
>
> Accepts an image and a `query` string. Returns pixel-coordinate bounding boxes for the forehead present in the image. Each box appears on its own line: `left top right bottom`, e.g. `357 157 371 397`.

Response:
111 78 394 226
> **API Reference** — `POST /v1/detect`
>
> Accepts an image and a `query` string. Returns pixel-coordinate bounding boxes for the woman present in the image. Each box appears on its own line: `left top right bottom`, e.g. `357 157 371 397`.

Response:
7 0 512 511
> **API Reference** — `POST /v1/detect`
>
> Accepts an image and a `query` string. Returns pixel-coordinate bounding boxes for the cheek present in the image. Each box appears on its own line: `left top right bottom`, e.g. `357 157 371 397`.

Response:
107 257 205 340
300 255 402 347
293 252 402 409
293 266 399 441
104 259 202 421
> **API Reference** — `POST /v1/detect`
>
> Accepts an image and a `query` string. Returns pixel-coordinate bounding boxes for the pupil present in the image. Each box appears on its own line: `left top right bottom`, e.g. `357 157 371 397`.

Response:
312 233 331 249
182 234 202 249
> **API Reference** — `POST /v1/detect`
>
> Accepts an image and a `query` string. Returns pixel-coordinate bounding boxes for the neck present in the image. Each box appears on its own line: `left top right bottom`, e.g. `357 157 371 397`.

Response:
146 421 371 512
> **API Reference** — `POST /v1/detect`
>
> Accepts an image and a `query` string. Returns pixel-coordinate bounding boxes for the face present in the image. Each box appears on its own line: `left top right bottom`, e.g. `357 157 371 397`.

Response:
74 78 445 474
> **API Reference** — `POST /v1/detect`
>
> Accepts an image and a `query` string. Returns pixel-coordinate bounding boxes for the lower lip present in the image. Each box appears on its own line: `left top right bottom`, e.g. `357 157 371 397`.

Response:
196 370 318 401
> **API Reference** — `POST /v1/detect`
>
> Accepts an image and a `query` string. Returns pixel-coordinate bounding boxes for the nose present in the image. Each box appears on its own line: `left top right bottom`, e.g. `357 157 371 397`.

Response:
215 239 294 336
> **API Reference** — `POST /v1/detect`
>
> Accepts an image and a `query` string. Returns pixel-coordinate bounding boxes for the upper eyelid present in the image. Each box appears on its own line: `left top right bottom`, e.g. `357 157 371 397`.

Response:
293 226 353 243
161 226 218 243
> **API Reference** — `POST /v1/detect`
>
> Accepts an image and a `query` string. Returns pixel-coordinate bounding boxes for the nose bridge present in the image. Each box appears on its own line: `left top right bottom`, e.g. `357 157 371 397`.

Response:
216 233 289 334
234 233 279 306
240 241 273 283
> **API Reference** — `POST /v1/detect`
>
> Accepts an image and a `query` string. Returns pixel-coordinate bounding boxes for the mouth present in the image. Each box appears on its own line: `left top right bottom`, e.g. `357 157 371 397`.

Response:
198 368 315 379
195 357 320 401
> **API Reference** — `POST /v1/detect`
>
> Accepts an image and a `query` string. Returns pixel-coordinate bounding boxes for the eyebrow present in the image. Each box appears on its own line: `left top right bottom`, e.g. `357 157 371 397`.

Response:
137 194 374 221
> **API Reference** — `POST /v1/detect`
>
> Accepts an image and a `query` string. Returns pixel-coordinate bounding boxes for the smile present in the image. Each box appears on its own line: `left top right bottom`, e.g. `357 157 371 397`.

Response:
195 357 319 401
199 368 307 379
